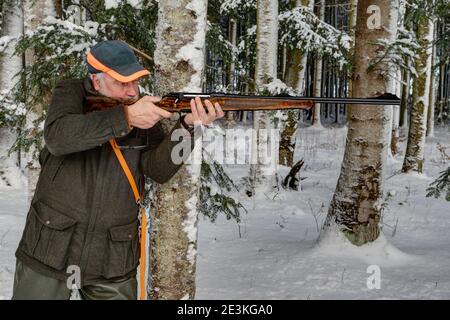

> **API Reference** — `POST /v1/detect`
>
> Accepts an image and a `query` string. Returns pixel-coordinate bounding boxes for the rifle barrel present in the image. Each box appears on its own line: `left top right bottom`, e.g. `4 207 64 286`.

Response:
173 93 401 105
85 93 401 114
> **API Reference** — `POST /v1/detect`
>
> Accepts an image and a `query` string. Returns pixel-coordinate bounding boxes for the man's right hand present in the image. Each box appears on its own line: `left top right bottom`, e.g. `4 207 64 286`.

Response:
126 96 172 129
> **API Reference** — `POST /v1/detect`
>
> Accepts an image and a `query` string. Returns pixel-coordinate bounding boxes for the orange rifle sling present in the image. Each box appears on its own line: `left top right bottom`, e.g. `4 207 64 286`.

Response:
109 138 147 300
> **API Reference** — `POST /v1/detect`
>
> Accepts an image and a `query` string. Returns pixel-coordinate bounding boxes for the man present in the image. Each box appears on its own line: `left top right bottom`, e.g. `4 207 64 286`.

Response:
12 40 224 300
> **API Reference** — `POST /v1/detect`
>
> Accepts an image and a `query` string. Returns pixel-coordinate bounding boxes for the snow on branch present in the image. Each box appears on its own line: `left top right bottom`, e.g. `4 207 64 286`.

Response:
279 5 352 69
369 25 421 80
220 0 256 16
206 20 239 67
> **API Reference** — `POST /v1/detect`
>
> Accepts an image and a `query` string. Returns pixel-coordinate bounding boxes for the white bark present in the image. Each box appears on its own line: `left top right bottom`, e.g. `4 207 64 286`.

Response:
0 0 24 188
151 0 207 300
250 0 279 189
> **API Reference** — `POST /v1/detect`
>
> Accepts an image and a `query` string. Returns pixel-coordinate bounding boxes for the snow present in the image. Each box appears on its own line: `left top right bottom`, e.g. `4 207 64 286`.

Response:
279 5 352 69
174 0 207 92
0 126 449 299
194 125 450 299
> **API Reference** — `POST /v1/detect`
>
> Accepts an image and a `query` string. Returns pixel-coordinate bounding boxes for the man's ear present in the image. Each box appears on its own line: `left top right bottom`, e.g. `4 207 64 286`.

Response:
92 74 101 91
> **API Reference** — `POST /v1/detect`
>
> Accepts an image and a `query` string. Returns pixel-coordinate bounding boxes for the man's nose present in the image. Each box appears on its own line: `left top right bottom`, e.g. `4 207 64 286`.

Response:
126 84 138 97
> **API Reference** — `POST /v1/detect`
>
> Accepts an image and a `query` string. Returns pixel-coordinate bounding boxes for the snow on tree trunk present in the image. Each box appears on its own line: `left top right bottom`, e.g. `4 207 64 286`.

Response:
402 14 435 173
250 0 279 191
23 0 55 204
311 0 324 127
279 0 312 167
150 0 207 300
322 0 399 246
0 0 23 188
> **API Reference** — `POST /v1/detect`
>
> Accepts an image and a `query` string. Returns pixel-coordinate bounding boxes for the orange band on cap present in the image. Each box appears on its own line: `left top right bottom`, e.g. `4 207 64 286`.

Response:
87 52 150 82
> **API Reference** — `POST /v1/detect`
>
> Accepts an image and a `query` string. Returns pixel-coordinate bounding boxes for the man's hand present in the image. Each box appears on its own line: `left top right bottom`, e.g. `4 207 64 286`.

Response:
184 97 225 126
126 96 172 129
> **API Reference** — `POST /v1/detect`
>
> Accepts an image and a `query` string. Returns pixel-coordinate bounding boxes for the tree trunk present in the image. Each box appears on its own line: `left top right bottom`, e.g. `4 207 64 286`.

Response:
249 0 279 193
322 0 399 246
347 0 358 105
278 0 312 167
150 0 207 300
426 23 437 138
399 65 410 128
0 0 23 187
23 0 55 204
402 13 435 173
224 18 237 127
311 0 325 127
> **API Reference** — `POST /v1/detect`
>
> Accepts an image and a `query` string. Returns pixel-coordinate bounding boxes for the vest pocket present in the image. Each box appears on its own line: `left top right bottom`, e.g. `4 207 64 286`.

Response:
102 220 139 279
23 201 77 271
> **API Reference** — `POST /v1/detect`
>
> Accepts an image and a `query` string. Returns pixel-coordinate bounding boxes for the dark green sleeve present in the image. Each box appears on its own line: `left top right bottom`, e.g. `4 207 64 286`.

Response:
44 80 132 156
140 120 196 184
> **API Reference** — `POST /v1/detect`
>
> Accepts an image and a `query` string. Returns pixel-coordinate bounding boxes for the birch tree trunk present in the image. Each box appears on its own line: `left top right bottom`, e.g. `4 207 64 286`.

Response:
23 0 55 204
0 0 23 187
322 0 399 246
402 13 435 173
249 0 278 193
150 0 207 300
279 0 312 167
312 0 325 127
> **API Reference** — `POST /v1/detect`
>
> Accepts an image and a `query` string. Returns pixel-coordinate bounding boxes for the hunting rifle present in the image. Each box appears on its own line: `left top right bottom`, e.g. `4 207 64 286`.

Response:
86 92 401 113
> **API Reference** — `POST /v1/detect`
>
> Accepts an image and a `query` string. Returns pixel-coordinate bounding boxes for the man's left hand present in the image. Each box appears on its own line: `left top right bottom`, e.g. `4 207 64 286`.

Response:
184 96 225 126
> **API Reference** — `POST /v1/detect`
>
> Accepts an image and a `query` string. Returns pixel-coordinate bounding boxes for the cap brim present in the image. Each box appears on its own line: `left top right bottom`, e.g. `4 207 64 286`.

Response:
106 62 150 82
87 52 150 82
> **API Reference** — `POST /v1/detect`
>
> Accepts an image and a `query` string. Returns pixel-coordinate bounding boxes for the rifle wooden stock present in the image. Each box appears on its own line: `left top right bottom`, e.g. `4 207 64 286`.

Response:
86 92 400 113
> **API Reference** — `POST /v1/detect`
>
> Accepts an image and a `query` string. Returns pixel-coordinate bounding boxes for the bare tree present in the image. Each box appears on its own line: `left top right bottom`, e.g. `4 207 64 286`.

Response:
23 0 55 203
311 0 325 127
279 0 313 167
0 0 23 186
402 7 435 173
322 0 399 245
150 0 207 300
249 0 279 192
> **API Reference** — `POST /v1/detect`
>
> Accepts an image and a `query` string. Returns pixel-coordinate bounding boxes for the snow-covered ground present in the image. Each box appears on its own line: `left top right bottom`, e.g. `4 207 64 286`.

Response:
196 125 450 299
0 125 449 299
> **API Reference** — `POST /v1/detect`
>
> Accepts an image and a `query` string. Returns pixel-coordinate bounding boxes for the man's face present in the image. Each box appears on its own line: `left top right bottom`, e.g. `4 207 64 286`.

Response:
92 73 140 99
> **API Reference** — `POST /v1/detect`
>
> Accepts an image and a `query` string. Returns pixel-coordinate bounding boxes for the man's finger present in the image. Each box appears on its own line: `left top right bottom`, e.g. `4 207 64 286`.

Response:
214 102 225 118
195 96 207 118
190 99 199 118
204 100 216 118
154 106 172 118
145 96 162 103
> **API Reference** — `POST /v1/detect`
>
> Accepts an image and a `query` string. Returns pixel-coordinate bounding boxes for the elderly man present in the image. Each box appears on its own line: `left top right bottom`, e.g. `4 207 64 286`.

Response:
12 40 223 300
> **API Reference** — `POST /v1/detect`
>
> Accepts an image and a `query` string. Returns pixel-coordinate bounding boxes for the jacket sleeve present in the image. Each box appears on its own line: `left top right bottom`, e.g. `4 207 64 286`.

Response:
44 80 132 156
140 120 197 184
